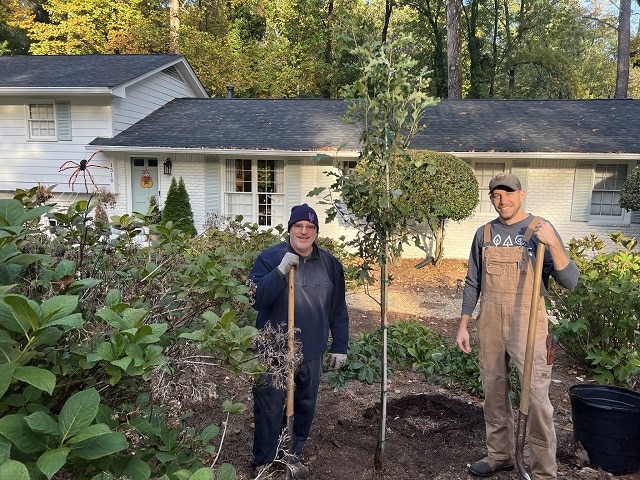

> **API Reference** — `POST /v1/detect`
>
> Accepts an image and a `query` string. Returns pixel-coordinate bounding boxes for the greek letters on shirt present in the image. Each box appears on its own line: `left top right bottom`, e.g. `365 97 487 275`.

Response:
492 233 533 256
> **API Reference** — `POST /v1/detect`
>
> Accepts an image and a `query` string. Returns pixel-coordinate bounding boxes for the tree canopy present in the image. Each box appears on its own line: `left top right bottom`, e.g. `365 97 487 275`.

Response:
2 0 638 99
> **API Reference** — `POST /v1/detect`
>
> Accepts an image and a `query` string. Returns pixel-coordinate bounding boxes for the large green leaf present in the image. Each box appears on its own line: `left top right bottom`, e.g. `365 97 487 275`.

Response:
0 435 11 463
0 414 46 453
118 456 151 480
0 459 30 480
12 366 56 395
0 295 38 333
0 200 51 226
0 363 16 399
189 467 215 480
0 199 28 226
216 463 236 480
36 447 70 479
5 253 48 266
24 411 60 436
65 278 102 295
40 295 79 325
0 302 23 334
59 388 100 441
67 426 128 460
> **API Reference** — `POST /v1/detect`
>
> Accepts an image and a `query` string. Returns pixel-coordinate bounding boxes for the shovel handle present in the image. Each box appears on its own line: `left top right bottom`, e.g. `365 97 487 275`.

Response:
287 267 295 418
519 241 545 415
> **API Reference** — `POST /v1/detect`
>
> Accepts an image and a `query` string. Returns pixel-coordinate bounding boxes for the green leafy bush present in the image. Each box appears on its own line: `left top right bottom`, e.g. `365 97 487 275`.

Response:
620 163 640 212
548 232 640 387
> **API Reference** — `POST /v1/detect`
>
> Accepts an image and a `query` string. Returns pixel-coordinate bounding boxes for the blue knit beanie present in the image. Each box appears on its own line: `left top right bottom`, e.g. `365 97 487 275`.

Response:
287 204 319 232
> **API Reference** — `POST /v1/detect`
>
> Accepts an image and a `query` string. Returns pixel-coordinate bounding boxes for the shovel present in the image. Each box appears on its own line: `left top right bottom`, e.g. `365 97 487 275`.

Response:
285 266 296 480
515 241 546 480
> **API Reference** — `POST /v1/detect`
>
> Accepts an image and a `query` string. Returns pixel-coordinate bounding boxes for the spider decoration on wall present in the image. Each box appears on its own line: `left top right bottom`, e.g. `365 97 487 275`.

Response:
59 150 109 193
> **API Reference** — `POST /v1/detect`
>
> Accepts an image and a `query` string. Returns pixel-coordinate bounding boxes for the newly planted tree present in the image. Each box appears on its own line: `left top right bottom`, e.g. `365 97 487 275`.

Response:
315 36 437 470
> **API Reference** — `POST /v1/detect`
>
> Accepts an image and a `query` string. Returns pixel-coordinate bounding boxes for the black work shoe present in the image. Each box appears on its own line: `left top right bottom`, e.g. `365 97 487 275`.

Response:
468 457 514 477
288 461 310 478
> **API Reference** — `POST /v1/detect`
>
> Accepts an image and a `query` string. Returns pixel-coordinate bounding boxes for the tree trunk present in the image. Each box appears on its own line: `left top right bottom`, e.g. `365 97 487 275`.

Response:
382 0 393 43
446 0 462 98
464 0 483 98
170 0 180 53
615 0 631 98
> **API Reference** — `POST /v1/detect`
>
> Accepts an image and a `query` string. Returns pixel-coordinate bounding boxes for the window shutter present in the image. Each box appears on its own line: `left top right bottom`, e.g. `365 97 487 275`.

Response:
205 156 221 214
571 161 594 221
285 158 302 213
56 102 72 141
631 161 640 224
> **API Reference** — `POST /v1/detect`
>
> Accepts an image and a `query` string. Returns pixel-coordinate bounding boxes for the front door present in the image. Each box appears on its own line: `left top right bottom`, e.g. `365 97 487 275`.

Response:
131 158 159 214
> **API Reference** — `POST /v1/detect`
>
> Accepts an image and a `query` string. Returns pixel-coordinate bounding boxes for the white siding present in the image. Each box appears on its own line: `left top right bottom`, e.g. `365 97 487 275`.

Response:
112 71 200 135
446 158 640 259
0 96 113 193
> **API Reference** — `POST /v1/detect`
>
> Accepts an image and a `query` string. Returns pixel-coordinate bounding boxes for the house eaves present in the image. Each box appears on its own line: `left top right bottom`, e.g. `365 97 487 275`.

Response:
0 87 124 97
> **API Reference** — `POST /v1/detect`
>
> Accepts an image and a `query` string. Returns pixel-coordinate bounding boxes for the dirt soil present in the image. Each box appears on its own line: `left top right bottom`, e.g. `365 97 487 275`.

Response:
210 259 640 480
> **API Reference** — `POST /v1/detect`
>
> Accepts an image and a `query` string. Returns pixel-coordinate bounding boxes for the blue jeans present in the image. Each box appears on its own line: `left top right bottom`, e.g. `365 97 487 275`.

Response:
251 357 322 466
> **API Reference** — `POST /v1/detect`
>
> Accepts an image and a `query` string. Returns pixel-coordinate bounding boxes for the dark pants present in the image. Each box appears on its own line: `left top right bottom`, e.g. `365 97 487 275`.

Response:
251 357 322 466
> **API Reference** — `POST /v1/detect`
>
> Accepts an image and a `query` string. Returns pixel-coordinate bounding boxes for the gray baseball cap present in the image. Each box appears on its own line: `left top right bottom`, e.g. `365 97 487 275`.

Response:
489 173 522 192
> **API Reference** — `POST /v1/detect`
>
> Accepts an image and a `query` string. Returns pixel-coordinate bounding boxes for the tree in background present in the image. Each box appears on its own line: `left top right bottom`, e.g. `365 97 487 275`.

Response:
4 0 639 99
402 150 478 265
0 0 34 54
620 163 640 211
616 0 632 97
162 177 196 237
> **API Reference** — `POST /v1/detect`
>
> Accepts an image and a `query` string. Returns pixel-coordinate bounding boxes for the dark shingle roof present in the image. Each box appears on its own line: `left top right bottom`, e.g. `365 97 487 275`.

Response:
91 98 363 151
0 54 184 88
412 99 640 153
90 98 640 154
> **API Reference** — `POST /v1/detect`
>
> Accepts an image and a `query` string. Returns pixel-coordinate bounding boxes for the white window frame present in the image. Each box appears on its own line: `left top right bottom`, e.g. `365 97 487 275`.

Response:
224 158 285 227
589 162 630 225
471 161 507 215
26 100 57 140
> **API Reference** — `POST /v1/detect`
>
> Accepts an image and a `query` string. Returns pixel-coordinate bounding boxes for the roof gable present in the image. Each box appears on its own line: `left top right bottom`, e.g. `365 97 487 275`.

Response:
0 54 208 97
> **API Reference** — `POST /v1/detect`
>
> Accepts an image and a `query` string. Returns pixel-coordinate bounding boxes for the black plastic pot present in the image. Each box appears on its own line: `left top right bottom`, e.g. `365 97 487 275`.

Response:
569 384 640 475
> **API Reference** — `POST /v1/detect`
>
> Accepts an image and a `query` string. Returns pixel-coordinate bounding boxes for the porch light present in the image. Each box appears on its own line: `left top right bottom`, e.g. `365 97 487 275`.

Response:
163 158 172 175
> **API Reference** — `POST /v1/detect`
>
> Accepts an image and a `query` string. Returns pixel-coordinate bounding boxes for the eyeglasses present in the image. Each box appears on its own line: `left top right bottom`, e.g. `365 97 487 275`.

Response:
292 223 317 232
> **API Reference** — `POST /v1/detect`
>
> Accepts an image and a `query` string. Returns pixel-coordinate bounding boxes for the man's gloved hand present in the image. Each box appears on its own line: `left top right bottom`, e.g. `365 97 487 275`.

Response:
329 353 348 369
277 252 299 276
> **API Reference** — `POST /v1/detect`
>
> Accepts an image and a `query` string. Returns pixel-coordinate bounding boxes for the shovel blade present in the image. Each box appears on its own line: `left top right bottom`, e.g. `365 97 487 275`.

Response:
515 410 532 480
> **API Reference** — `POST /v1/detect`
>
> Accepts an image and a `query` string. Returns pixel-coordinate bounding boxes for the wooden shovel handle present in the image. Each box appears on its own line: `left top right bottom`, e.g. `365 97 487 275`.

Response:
520 241 545 415
287 267 295 417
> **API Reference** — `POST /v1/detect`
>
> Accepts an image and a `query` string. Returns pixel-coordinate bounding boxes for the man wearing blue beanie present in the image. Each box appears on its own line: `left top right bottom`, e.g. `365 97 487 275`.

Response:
249 203 349 478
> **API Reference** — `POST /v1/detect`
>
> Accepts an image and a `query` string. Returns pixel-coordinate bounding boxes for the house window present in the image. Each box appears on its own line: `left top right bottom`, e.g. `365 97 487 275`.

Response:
474 162 506 214
26 101 72 141
340 160 358 171
590 163 627 217
27 102 56 139
225 159 285 226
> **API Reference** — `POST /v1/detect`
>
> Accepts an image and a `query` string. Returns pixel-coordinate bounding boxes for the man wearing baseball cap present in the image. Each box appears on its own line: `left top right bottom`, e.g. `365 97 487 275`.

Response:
456 173 579 478
249 204 349 478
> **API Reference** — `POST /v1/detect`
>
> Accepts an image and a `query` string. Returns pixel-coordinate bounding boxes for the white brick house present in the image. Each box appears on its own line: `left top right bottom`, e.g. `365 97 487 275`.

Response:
2 55 639 259
92 97 640 259
0 54 208 215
